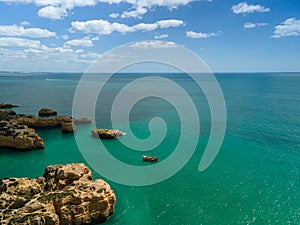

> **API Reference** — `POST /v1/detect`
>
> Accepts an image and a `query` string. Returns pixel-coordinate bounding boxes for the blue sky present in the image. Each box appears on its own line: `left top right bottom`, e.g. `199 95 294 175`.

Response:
0 0 299 72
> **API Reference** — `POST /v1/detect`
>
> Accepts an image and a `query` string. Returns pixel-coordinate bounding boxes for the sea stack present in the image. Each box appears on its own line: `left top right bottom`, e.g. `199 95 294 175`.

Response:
0 163 116 224
92 129 124 139
38 108 57 117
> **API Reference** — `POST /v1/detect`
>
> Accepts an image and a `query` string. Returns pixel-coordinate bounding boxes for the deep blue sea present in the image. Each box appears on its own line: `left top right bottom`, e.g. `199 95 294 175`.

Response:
0 72 299 224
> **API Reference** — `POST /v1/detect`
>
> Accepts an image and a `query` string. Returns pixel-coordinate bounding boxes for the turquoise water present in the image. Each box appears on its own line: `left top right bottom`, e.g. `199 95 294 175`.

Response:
0 73 299 224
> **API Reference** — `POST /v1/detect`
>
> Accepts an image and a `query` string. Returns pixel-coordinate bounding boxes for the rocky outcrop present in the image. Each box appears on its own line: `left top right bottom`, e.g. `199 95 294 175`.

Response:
0 103 18 109
8 115 74 133
0 107 91 150
61 122 75 133
38 108 57 117
0 109 16 119
0 163 116 225
92 129 124 139
6 115 90 134
0 121 44 150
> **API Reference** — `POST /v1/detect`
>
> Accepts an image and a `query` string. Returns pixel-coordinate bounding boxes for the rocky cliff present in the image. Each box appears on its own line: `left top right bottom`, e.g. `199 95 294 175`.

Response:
0 163 116 225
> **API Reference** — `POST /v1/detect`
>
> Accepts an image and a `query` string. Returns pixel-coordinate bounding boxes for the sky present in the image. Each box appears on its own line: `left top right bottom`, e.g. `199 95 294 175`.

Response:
0 0 300 72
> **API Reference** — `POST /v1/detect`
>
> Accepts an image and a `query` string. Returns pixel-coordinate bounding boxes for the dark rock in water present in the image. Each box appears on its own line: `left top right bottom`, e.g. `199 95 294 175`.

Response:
0 103 18 109
38 108 57 117
0 121 44 150
0 163 116 225
92 128 124 139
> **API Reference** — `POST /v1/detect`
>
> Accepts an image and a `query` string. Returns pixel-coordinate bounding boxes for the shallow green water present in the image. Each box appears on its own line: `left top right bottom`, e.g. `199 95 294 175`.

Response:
0 73 299 224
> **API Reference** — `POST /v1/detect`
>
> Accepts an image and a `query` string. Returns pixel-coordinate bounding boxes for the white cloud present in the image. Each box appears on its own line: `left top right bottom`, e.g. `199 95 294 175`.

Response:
157 19 184 28
109 13 119 18
0 37 42 48
70 20 129 34
186 31 218 38
132 23 158 31
70 19 184 35
244 22 268 29
0 24 56 38
154 34 168 39
0 37 102 71
91 36 99 41
272 18 300 38
129 41 176 49
130 0 193 9
0 0 196 19
111 1 195 19
120 7 148 19
64 39 93 47
232 2 270 14
64 36 99 47
38 5 68 19
20 21 30 26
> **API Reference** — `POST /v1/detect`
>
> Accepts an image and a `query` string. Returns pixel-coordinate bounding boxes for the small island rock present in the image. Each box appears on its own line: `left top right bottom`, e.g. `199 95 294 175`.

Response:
38 108 57 117
0 103 18 109
0 163 116 225
92 129 124 139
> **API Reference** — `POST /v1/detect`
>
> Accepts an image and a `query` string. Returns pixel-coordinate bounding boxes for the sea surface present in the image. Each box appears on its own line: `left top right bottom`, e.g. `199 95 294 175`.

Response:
0 72 299 225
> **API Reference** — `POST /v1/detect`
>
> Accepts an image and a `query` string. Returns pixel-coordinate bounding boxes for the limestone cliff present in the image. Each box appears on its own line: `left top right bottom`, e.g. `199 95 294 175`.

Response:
0 163 116 225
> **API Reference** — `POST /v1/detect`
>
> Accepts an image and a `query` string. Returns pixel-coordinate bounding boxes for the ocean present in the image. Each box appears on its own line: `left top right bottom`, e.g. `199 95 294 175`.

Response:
0 72 299 224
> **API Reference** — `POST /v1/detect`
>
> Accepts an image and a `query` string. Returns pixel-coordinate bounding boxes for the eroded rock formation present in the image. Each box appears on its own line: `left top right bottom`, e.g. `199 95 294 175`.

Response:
0 121 44 150
0 108 91 150
0 109 16 118
0 163 116 225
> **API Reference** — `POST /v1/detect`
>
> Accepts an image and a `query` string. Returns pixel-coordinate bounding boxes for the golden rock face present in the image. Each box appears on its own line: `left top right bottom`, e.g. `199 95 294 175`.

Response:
92 128 124 139
0 121 44 150
0 163 116 225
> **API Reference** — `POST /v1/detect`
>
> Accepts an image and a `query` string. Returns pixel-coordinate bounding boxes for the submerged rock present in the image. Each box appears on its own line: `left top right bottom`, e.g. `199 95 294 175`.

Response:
0 103 18 109
0 121 44 150
92 129 124 139
0 163 116 225
38 108 58 117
